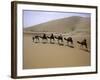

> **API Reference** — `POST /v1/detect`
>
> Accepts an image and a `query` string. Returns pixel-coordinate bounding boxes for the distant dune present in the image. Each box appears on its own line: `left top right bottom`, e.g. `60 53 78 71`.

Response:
24 16 90 34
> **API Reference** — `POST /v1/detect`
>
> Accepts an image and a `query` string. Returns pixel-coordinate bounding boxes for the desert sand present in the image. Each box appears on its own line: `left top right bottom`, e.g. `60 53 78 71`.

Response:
23 33 90 69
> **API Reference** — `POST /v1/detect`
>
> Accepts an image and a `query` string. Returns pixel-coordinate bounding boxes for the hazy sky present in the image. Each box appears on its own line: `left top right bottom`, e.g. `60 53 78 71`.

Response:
23 10 90 28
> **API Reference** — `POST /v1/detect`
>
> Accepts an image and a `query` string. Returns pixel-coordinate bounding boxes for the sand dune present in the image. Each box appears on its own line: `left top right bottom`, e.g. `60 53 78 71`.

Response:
24 16 90 33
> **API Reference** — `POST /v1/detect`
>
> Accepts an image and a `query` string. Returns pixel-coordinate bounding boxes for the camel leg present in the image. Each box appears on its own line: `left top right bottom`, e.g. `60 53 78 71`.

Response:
32 38 34 42
50 39 52 43
43 39 45 43
36 38 39 43
67 41 69 45
36 38 38 43
71 41 73 44
71 41 74 46
81 45 83 48
52 39 55 43
51 39 53 43
45 39 48 43
85 44 87 48
58 40 59 44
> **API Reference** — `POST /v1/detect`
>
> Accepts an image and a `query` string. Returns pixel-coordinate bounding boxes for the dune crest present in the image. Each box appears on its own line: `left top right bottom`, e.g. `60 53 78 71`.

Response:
24 16 90 34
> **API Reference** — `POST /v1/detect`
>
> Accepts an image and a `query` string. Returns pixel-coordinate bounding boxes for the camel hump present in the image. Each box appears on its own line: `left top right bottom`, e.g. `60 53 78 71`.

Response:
68 37 72 39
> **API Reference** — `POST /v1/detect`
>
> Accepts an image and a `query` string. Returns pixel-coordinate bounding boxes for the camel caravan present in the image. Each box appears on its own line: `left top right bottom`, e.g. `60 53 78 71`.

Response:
32 33 88 49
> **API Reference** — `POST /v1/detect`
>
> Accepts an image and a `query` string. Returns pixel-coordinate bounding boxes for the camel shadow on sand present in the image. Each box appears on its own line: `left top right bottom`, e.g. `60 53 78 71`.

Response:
58 43 64 46
34 42 39 43
65 44 74 48
50 42 55 44
80 48 90 53
42 42 48 44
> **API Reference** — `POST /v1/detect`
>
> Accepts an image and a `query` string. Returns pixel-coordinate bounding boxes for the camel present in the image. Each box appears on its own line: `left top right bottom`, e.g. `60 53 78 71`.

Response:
55 34 63 44
32 35 40 43
77 39 87 48
39 33 48 43
47 33 55 43
64 37 73 45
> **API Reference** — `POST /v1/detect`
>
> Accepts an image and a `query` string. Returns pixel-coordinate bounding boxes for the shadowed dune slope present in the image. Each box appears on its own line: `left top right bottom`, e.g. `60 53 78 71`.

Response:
24 16 90 33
